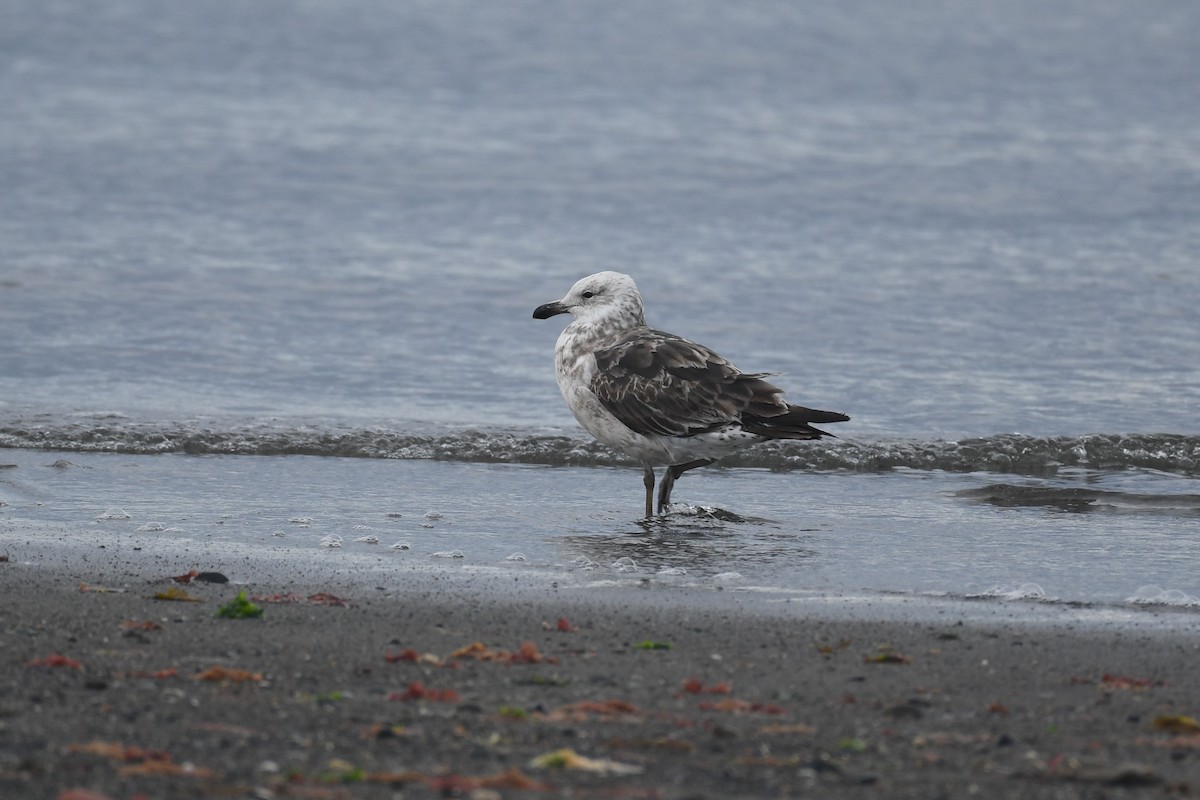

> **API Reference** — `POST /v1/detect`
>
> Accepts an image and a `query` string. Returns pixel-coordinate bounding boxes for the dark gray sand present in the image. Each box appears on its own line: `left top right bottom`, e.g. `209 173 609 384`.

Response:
3 561 1200 800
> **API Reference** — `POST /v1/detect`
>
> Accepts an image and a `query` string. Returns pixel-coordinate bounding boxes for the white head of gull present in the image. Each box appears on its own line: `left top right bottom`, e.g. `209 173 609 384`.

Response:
533 271 849 518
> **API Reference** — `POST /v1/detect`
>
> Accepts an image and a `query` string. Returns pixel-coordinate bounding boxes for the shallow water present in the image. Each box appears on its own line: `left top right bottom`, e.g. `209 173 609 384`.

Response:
3 449 1198 626
2 1 1199 625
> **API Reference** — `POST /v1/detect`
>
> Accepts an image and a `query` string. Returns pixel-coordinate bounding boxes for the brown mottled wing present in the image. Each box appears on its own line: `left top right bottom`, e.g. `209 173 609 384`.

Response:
590 329 789 437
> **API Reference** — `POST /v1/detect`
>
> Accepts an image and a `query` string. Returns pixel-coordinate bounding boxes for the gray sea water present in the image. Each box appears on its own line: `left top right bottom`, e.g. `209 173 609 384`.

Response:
2 1 1199 623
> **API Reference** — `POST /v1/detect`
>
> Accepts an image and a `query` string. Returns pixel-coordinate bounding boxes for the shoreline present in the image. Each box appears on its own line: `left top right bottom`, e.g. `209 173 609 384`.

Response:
3 554 1199 799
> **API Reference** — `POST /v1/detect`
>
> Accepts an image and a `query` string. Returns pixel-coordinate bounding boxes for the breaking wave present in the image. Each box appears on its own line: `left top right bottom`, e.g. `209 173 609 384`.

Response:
2 416 1198 477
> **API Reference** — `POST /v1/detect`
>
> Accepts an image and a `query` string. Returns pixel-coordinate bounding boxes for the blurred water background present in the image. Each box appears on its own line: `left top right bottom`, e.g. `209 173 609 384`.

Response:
2 1 1198 620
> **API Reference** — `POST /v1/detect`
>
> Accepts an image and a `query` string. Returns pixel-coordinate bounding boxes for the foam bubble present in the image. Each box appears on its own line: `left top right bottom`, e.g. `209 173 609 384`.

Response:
611 556 638 573
1128 585 1200 607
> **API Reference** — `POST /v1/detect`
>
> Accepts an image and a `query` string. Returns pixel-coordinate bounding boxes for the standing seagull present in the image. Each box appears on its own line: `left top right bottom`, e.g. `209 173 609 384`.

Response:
533 271 849 518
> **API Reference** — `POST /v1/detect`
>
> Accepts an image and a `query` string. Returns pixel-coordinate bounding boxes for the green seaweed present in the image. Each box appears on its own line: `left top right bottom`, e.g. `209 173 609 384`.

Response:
215 590 263 619
498 705 528 719
635 640 673 650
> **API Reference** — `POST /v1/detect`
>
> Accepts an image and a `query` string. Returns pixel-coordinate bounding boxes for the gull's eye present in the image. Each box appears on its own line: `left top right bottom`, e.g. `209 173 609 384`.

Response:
581 290 595 299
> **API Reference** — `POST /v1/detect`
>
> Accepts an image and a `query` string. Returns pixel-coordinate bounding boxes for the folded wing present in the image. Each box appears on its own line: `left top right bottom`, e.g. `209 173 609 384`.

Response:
590 329 847 440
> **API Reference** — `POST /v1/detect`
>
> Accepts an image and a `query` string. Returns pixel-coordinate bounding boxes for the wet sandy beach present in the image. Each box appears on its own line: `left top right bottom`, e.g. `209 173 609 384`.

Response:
3 549 1199 800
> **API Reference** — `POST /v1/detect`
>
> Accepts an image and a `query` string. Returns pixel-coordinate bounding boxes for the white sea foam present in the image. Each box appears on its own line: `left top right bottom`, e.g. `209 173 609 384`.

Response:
1127 585 1200 607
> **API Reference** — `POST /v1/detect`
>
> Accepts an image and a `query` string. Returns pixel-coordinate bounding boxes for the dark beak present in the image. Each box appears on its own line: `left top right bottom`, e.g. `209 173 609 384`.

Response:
532 301 569 319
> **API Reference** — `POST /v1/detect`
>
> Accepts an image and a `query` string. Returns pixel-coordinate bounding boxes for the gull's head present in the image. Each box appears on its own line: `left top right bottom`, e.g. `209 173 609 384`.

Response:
532 271 646 328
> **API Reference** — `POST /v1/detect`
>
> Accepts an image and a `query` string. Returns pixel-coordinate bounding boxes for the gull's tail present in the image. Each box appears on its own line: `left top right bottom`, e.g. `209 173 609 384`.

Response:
741 405 850 440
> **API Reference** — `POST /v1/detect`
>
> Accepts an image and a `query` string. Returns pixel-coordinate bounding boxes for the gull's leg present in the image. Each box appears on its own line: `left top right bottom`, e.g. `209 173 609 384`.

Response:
657 459 716 513
642 466 655 519
656 468 676 513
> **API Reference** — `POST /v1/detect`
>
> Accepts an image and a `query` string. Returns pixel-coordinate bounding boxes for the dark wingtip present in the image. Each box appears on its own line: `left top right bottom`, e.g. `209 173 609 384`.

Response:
741 405 850 440
787 406 850 425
